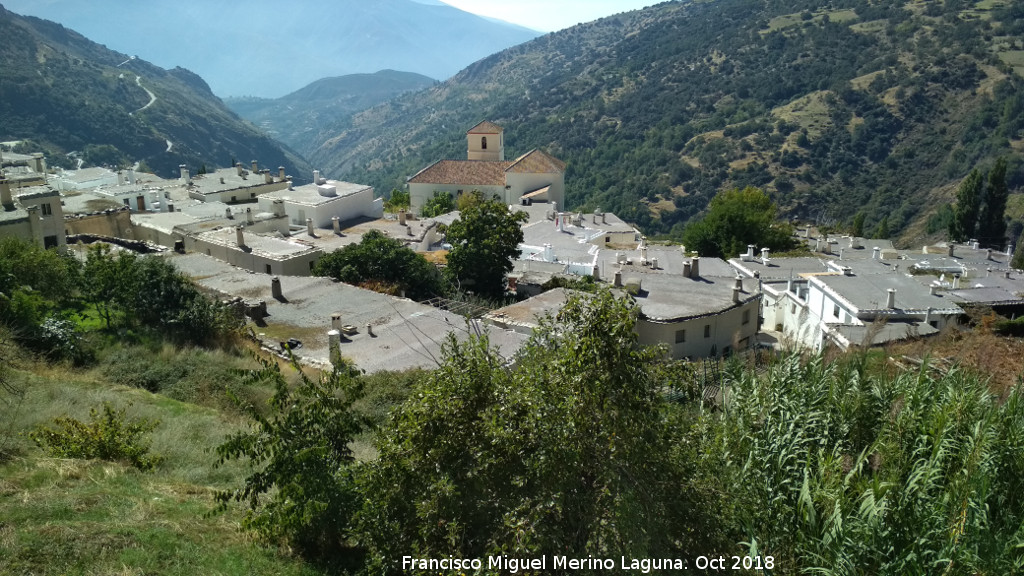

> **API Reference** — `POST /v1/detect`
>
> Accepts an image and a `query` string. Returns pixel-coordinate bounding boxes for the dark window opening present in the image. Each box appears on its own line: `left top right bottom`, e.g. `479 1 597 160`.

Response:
265 264 272 274
704 324 711 338
43 235 58 249
675 329 686 343
481 136 488 150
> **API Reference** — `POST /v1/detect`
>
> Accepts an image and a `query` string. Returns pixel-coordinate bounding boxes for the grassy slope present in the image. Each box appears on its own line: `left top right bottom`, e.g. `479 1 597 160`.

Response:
0 359 316 575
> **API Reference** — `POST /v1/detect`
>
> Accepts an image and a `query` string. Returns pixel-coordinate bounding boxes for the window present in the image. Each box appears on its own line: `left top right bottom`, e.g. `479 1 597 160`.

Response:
265 264 273 274
250 193 256 198
930 320 939 329
704 324 711 338
43 235 58 249
833 304 840 318
481 136 488 150
123 199 130 207
41 203 52 216
791 303 796 314
675 329 686 343
742 309 750 325
605 236 611 243
231 196 237 202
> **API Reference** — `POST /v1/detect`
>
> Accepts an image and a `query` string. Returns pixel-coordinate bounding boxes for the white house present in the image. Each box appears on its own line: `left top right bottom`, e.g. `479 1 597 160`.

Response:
257 171 382 229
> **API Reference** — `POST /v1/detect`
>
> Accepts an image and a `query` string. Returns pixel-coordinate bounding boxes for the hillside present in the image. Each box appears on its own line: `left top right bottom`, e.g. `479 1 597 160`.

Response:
0 0 541 98
311 0 1024 245
0 5 309 179
225 70 437 157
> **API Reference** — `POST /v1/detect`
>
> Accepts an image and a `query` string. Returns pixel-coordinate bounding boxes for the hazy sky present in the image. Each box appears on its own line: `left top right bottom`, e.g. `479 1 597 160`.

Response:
438 0 658 32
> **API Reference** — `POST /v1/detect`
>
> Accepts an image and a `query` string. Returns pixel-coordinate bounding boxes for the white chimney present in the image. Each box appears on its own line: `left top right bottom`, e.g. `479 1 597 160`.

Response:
886 288 896 309
313 170 321 185
251 160 258 173
742 244 755 262
761 247 770 265
264 170 273 184
924 307 932 325
733 286 742 303
246 207 254 225
272 199 285 218
225 206 233 219
236 163 244 176
613 270 623 288
332 216 341 235
691 256 700 279
117 171 125 186
558 213 565 233
987 267 992 277
929 285 937 296
279 166 286 180
651 257 658 270
543 243 554 262
179 164 189 182
399 209 407 226
873 247 881 260
953 274 961 290
127 168 136 184
236 225 246 248
328 329 341 366
0 175 12 209
332 314 343 331
306 218 314 236
734 276 744 291
366 323 374 337
971 238 979 250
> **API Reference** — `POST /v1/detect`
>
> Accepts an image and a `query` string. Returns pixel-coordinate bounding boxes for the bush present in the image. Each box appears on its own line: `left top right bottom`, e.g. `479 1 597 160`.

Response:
29 403 162 471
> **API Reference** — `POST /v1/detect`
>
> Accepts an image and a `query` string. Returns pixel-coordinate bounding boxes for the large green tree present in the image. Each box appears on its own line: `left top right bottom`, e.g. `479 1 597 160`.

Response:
978 157 1009 248
358 290 720 567
681 186 794 258
420 191 456 218
949 169 983 242
444 191 528 297
312 230 446 300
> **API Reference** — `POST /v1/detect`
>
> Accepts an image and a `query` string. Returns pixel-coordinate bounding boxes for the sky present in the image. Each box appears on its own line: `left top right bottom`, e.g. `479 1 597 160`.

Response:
435 0 658 32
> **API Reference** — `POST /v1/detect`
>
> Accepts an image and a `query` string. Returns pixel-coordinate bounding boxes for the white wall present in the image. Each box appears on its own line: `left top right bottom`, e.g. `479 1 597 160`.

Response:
637 299 760 359
505 171 565 209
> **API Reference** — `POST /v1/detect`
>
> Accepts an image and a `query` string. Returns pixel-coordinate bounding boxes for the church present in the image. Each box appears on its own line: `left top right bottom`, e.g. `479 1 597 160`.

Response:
407 121 566 213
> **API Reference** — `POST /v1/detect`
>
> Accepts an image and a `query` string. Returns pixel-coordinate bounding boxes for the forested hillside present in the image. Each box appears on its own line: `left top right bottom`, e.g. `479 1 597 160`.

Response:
0 5 309 179
312 0 1024 244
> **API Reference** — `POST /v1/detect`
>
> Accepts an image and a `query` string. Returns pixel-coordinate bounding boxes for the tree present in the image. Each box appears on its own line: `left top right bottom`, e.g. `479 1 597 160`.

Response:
444 191 528 297
871 215 889 239
978 157 1009 248
358 290 718 567
949 169 982 242
382 188 409 213
851 211 866 237
420 191 456 217
312 230 446 300
214 356 366 557
681 186 794 258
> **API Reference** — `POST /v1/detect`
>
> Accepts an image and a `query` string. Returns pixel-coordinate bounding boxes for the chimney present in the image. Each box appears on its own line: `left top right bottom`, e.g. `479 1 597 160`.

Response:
591 264 600 281
263 169 273 184
683 261 692 278
886 288 896 310
236 225 246 248
558 213 565 233
848 236 855 249
251 160 258 173
924 307 932 326
225 206 233 219
613 269 623 288
332 313 343 331
328 330 341 366
987 267 992 277
929 285 937 296
279 166 286 180
313 170 321 185
543 243 553 262
179 164 189 182
953 274 961 290
948 244 955 257
743 244 755 262
691 256 700 279
839 248 844 261
167 201 175 212
306 218 314 236
822 241 831 255
127 167 136 185
734 276 744 291
873 247 881 260
602 213 607 225
987 249 992 261
220 177 225 184
733 286 742 303
0 175 12 209
1006 270 1012 279
651 257 658 270
399 209 407 226
271 276 283 299
117 171 125 186
246 207 254 225
366 323 374 337
236 163 244 176
332 216 341 235
272 198 285 218
971 238 979 250
761 247 770 265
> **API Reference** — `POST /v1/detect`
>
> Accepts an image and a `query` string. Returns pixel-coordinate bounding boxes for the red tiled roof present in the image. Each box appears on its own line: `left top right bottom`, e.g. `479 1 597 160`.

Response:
506 149 567 174
408 160 510 186
467 121 504 134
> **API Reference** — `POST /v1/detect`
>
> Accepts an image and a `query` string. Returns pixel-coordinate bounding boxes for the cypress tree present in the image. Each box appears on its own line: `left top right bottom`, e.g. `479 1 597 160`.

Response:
978 157 1009 249
949 169 982 242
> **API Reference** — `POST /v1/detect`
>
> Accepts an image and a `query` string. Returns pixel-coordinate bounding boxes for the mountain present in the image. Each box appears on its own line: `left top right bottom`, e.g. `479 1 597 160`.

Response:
225 70 436 157
0 4 309 180
0 0 542 98
310 0 1024 245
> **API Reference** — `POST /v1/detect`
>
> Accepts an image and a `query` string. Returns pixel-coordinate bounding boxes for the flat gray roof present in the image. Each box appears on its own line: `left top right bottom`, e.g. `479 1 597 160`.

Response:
195 228 319 260
169 253 528 373
632 273 758 322
812 273 963 314
729 256 833 279
262 180 371 207
830 321 939 347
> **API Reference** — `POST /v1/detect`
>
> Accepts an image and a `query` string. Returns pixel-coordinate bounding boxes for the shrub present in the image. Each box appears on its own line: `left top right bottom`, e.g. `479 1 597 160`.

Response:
29 403 162 471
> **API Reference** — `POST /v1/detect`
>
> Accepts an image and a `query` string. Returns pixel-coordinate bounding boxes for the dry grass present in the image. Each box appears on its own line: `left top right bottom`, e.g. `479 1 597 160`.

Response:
997 51 1024 77
772 90 833 138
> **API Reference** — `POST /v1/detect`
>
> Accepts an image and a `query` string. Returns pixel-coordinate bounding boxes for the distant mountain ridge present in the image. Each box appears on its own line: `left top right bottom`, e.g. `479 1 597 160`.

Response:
0 0 542 97
225 70 437 156
0 4 309 179
311 0 1024 244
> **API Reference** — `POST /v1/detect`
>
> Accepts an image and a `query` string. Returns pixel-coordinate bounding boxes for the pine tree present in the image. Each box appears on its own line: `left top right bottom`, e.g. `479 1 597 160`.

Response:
949 169 982 242
978 157 1009 249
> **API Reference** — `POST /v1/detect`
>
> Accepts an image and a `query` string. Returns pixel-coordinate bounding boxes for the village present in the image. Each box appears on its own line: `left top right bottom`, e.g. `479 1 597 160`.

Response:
2 122 1022 372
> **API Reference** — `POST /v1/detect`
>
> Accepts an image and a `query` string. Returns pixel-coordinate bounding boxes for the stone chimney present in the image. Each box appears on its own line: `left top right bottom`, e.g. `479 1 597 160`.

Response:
591 264 600 281
251 160 258 173
691 256 700 279
236 163 244 176
613 269 623 288
683 261 692 278
263 169 273 184
761 247 770 265
271 276 283 299
399 209 407 226
332 216 341 235
279 166 286 180
0 175 13 210
306 218 314 236
236 225 246 248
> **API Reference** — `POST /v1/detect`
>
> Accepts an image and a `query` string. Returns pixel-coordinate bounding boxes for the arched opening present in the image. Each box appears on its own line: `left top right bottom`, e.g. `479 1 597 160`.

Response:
481 136 488 150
